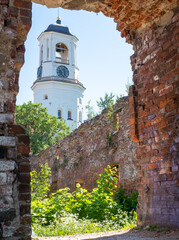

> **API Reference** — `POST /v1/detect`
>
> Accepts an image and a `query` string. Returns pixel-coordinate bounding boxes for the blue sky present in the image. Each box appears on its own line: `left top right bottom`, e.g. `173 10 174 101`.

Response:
17 3 133 114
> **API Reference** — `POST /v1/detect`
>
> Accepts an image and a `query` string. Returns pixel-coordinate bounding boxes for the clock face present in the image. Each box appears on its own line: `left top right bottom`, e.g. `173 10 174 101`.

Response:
37 66 42 78
56 65 69 78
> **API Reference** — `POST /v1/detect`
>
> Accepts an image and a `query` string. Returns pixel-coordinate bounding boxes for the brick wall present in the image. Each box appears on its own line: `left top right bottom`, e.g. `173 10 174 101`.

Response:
129 9 179 227
31 97 138 193
0 0 32 239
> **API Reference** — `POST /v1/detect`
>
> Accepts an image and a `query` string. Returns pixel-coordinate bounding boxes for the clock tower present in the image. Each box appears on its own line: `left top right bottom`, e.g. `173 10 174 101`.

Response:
32 19 85 129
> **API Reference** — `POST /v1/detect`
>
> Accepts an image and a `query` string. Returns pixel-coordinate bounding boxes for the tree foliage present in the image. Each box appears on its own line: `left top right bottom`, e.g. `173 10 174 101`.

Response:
31 163 51 201
85 100 96 120
87 80 133 117
15 101 70 154
96 93 116 112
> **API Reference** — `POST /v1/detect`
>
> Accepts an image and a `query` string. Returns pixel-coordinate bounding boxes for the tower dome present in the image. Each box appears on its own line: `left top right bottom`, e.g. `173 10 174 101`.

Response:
31 19 85 130
44 19 73 36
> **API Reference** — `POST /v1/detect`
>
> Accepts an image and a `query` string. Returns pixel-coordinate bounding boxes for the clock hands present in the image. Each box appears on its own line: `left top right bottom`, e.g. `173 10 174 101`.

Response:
57 65 69 78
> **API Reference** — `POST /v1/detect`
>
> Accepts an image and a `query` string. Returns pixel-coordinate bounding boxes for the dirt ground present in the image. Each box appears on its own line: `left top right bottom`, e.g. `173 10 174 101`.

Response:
33 229 179 240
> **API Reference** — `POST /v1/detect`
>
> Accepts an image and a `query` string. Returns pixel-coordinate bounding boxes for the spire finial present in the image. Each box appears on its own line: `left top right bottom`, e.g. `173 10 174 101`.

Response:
56 8 61 24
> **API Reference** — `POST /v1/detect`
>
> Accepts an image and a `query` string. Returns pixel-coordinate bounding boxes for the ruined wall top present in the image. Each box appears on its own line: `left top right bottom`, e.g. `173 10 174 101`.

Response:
32 0 178 42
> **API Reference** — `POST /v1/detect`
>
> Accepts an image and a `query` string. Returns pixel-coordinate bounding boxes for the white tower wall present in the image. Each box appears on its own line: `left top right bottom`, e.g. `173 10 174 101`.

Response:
32 20 85 130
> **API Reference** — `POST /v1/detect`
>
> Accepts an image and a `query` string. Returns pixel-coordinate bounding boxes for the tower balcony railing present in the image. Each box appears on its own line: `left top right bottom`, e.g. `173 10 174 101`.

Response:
55 57 69 64
34 76 85 89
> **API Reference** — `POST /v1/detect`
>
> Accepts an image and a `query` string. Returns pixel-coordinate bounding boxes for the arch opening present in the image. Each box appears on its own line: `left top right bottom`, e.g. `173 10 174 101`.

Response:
56 42 69 64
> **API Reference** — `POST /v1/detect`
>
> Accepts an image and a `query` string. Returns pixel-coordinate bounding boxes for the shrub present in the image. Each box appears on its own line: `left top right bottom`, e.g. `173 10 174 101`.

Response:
31 164 138 236
114 186 138 212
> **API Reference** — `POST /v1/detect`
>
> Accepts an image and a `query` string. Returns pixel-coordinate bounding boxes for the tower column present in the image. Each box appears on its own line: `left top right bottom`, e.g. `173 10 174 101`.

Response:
43 39 47 62
71 42 75 66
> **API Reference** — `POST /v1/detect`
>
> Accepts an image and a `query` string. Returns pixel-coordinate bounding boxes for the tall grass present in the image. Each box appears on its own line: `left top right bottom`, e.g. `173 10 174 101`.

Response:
32 213 137 237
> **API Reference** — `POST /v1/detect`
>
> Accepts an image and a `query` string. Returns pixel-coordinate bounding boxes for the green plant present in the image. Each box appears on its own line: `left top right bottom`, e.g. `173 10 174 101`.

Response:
51 165 57 171
31 163 51 201
78 156 83 161
32 213 136 237
159 227 171 233
145 225 171 232
31 164 138 236
58 157 68 168
96 93 120 131
16 102 70 154
106 132 112 146
97 93 116 112
114 186 138 212
85 100 96 120
73 161 78 167
73 156 83 167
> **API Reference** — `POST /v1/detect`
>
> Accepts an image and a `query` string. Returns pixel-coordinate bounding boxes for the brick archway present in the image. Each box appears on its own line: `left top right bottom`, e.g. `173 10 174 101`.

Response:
0 0 178 239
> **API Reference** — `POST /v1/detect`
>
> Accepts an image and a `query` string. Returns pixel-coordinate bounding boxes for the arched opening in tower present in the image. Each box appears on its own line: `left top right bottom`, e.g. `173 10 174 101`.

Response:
56 43 69 64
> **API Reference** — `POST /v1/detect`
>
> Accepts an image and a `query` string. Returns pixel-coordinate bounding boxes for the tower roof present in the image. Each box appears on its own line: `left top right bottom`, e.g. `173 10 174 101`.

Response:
44 19 73 36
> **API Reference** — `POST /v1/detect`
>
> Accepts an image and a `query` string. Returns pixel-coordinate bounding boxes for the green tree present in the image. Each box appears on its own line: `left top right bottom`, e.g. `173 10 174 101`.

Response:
85 100 96 120
31 163 51 201
97 93 120 112
15 101 70 154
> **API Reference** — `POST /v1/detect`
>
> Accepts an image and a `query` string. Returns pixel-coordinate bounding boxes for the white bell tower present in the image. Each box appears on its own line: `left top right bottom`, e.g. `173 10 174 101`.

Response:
32 19 85 129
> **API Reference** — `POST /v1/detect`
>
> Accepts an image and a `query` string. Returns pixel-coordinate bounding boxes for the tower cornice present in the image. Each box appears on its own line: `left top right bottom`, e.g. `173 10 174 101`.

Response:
31 76 85 90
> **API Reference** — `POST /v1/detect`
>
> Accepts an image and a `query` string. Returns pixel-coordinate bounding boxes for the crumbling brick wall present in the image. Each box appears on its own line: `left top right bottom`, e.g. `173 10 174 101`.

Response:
129 10 179 227
0 0 32 239
31 97 138 193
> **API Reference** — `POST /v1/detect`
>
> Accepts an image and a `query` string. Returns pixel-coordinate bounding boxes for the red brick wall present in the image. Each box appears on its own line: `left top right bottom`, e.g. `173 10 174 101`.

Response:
31 98 138 193
129 10 179 227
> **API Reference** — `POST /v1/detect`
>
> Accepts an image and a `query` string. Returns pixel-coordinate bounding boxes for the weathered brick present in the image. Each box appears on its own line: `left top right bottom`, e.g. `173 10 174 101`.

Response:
7 172 14 184
0 113 14 123
0 172 6 184
161 208 176 215
17 135 30 145
0 0 9 4
18 173 30 184
17 145 30 155
9 6 18 17
0 209 15 222
150 156 163 163
18 163 31 172
8 124 26 135
20 215 31 224
0 136 16 146
19 184 31 193
18 193 31 201
159 167 172 175
0 160 15 171
14 0 32 9
0 195 13 208
0 185 12 195
159 85 173 96
6 147 16 159
148 163 158 170
20 205 30 216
